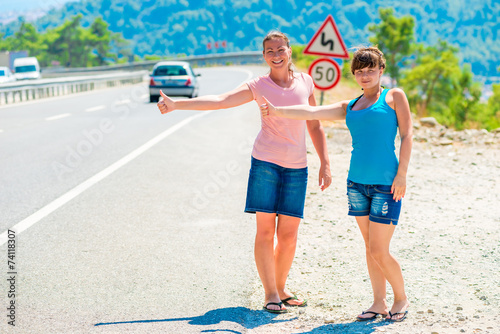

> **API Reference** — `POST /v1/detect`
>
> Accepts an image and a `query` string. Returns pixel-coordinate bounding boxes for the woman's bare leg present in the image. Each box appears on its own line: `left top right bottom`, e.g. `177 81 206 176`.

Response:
274 214 304 305
254 212 285 311
356 216 389 318
368 221 409 320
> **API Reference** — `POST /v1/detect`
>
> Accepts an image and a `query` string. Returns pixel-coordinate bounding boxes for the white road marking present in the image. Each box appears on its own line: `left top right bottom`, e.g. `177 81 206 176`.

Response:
0 112 213 246
115 99 131 105
0 68 255 246
85 105 106 112
45 113 71 121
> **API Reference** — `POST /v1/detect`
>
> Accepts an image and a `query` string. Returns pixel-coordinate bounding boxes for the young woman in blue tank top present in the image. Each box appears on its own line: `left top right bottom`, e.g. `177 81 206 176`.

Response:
260 46 412 322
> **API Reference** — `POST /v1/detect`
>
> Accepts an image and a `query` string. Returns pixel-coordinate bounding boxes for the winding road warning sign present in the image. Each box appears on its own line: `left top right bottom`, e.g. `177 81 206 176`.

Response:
304 15 349 58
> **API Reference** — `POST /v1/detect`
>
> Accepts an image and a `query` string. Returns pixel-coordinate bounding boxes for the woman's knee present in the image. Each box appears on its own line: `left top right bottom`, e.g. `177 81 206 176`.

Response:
255 226 275 242
369 247 391 263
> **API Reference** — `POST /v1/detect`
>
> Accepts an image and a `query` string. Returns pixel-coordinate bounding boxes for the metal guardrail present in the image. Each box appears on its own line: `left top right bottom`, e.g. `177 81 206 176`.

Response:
42 51 264 76
0 52 264 105
0 71 147 105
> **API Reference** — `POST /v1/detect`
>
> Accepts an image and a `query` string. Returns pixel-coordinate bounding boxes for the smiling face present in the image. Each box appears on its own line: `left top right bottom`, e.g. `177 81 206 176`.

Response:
354 66 384 90
263 37 292 70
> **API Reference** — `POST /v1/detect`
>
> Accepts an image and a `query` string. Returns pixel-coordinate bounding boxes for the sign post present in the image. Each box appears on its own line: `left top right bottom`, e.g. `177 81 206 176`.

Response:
303 15 349 104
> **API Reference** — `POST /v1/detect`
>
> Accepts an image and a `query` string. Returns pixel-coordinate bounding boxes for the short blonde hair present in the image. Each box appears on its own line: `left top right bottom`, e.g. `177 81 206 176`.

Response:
351 46 386 74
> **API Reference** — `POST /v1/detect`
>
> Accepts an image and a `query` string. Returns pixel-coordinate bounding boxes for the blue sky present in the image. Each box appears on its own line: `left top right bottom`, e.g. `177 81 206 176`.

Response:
2 0 79 12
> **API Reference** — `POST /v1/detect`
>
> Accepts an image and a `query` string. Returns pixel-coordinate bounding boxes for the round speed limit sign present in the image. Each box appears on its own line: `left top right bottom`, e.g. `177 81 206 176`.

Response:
308 58 341 90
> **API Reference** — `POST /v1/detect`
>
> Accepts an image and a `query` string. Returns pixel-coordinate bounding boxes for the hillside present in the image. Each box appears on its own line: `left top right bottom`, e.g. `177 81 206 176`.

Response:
1 0 499 78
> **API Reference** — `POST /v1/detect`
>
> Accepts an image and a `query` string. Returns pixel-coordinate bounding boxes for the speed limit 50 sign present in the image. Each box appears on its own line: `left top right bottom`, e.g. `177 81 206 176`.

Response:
308 58 341 91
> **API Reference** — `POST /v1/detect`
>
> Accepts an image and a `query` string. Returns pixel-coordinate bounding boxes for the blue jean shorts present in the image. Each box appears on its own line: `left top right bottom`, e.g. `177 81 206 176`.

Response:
346 179 402 225
245 157 308 219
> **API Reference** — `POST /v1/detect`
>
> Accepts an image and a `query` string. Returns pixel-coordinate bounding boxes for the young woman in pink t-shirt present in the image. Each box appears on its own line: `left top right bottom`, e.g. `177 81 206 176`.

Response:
157 31 331 314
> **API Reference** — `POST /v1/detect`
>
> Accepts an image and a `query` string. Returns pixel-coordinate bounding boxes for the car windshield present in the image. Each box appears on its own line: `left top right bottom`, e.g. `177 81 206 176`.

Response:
15 65 37 73
154 66 187 76
0 70 5 76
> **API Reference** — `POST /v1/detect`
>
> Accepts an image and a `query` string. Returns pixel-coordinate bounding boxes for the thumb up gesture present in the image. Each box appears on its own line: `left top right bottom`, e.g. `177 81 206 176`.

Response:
259 96 277 117
157 90 176 114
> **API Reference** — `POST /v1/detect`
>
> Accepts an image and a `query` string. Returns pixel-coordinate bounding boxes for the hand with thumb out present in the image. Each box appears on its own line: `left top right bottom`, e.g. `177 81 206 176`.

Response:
157 90 176 114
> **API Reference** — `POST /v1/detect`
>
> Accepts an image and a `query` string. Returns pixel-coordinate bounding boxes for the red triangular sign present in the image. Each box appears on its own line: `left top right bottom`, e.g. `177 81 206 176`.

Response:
304 15 349 58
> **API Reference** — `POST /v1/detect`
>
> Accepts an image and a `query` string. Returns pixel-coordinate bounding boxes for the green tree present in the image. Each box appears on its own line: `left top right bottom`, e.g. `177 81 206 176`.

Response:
46 15 93 67
368 8 415 86
0 33 9 51
88 17 113 65
12 22 44 56
483 84 500 130
446 64 483 129
400 41 461 118
0 22 45 56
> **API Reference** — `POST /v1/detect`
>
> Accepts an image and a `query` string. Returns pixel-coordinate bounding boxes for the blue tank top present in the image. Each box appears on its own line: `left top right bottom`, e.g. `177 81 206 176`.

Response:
346 89 399 185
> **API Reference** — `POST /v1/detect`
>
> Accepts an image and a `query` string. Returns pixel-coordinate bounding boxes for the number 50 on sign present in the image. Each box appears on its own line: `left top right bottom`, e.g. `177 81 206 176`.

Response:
308 58 341 91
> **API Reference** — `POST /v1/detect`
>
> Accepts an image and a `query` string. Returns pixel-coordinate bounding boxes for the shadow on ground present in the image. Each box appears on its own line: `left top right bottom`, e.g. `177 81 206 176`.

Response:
94 306 297 333
295 319 391 333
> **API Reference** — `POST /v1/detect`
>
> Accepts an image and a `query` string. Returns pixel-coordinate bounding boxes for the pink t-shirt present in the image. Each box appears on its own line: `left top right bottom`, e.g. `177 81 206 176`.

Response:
247 72 314 168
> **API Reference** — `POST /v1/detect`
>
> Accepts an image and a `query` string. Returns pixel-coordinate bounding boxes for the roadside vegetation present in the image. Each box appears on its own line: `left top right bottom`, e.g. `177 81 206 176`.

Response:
293 8 500 131
0 15 129 68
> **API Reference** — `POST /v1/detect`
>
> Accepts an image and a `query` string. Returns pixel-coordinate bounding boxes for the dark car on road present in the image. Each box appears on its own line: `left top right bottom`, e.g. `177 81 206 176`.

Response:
149 61 200 102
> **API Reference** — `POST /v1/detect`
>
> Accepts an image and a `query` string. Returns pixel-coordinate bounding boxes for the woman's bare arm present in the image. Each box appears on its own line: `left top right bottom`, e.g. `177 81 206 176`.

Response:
158 83 254 114
260 96 349 121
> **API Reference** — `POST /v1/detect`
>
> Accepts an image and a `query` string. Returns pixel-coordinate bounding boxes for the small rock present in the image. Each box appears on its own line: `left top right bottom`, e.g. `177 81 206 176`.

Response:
324 319 335 324
460 330 465 333
420 117 440 127
439 139 453 146
459 317 465 321
456 306 463 310
491 128 500 133
431 332 439 334
428 309 434 313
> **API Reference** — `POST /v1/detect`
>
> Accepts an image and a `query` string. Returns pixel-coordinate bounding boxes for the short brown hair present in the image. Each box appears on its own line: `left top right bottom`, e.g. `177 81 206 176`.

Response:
350 46 386 74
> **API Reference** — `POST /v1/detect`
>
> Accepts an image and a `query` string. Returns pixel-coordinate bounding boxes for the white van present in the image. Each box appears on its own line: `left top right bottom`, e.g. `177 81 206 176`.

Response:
13 57 41 80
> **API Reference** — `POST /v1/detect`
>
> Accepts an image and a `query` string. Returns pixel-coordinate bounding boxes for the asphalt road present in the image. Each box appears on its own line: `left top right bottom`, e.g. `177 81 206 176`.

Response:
0 65 279 333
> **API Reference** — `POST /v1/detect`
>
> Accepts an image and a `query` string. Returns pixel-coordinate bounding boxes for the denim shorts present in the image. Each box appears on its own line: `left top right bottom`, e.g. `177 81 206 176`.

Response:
245 157 308 219
346 179 402 225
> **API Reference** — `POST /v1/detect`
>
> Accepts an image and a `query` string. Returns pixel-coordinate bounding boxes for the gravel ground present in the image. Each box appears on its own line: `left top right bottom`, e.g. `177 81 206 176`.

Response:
247 123 500 334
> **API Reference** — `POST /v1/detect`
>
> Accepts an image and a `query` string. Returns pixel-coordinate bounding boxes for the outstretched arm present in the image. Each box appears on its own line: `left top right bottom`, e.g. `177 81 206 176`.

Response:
158 83 254 114
260 96 349 121
306 94 332 191
390 88 413 202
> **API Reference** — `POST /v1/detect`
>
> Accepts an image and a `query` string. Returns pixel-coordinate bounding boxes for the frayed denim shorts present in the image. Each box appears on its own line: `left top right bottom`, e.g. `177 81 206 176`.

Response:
245 157 308 219
347 179 402 225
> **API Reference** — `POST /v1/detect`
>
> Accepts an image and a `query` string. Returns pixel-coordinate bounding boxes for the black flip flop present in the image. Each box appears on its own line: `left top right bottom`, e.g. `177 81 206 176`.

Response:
281 294 307 307
386 310 408 322
263 302 288 314
356 311 386 321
